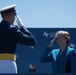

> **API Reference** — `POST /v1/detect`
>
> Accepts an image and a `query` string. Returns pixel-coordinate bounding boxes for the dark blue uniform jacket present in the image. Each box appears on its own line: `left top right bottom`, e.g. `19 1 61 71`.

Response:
0 20 36 54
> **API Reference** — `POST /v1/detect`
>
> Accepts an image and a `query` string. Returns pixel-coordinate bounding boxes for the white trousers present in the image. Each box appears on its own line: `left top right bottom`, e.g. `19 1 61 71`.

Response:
0 60 17 74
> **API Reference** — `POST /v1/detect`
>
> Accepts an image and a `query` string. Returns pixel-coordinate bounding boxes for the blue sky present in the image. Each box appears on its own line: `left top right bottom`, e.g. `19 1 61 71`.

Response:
0 0 76 28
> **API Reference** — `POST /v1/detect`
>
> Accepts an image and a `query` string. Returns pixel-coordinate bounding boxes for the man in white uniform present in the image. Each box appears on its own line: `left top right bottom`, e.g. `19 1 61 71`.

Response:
0 4 36 73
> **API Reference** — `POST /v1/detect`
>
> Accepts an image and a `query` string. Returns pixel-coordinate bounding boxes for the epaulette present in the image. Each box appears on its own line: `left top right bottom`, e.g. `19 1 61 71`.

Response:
10 25 18 28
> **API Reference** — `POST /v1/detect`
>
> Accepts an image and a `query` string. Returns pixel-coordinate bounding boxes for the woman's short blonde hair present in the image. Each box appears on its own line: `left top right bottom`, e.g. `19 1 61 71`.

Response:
55 30 70 43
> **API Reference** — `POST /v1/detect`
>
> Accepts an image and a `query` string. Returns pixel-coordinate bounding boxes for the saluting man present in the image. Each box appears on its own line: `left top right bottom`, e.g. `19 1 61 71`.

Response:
0 4 36 73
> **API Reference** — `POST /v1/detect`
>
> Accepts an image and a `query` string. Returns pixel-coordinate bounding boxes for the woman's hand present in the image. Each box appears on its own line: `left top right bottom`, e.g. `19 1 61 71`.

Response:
48 37 56 48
